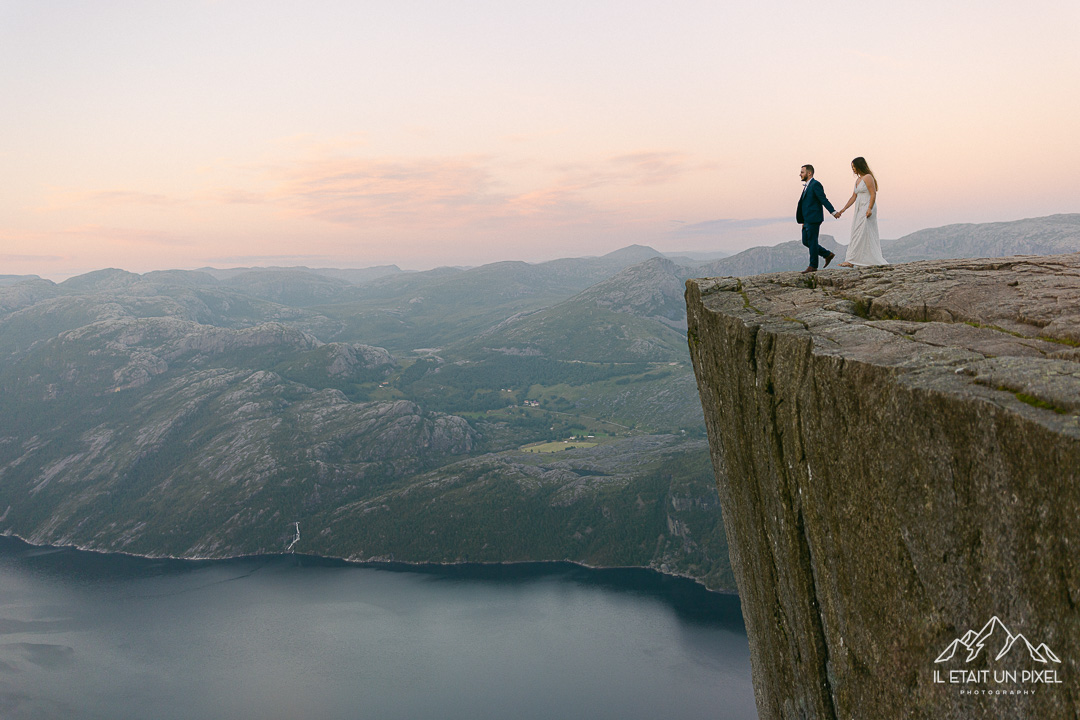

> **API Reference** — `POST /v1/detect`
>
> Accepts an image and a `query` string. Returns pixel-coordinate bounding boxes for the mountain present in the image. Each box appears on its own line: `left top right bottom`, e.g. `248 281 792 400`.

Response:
695 235 843 277
3 217 1075 591
685 215 1080 275
314 435 733 589
0 255 729 588
571 257 692 326
600 244 666 264
0 277 62 315
404 256 708 431
198 265 403 285
458 257 693 363
0 275 42 287
0 308 479 556
0 272 342 355
307 265 403 284
194 266 413 306
882 213 1080 262
663 250 732 263
217 268 358 306
313 248 681 353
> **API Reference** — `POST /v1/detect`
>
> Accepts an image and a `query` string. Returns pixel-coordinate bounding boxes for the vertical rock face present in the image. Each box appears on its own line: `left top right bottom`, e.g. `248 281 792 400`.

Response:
685 255 1080 720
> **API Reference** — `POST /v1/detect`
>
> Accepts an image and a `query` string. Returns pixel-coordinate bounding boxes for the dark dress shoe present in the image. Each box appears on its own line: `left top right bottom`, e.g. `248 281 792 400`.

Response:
800 266 817 274
823 251 835 268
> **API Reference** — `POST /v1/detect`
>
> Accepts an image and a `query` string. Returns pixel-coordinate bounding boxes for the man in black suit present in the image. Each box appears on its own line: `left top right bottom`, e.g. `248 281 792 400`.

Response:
796 164 836 273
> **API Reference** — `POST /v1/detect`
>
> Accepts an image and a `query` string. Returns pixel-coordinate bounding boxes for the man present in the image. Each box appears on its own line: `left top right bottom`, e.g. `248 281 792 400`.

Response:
796 164 836 273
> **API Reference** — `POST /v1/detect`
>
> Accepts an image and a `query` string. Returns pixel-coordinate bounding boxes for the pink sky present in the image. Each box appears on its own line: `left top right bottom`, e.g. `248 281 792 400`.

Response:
2 1 1078 279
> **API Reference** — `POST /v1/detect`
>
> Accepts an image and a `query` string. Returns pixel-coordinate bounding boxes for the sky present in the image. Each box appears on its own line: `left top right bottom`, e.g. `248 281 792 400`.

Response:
2 0 1079 279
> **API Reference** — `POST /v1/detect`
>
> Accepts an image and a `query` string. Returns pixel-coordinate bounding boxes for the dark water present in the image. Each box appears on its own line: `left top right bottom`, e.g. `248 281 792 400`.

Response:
0 536 756 720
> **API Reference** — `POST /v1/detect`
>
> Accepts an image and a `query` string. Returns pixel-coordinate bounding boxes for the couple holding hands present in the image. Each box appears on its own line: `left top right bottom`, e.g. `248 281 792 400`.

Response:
797 157 888 272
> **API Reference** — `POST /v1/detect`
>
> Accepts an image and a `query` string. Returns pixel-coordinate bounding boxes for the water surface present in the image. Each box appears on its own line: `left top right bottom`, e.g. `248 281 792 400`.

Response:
0 537 755 720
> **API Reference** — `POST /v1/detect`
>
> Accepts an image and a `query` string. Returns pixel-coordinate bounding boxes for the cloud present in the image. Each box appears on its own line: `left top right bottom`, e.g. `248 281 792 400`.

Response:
502 185 595 218
552 151 693 191
49 145 702 247
499 129 567 144
0 253 64 263
56 190 181 208
610 152 690 186
671 217 790 236
202 254 345 265
209 189 269 205
270 155 506 227
61 225 193 247
253 149 698 234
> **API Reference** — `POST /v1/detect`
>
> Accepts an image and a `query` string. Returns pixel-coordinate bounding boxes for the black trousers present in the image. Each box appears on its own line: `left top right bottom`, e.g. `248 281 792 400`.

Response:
801 222 830 269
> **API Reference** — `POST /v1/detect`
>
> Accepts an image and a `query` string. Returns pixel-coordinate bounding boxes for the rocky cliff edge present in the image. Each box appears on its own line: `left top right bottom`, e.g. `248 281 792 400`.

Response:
685 254 1080 720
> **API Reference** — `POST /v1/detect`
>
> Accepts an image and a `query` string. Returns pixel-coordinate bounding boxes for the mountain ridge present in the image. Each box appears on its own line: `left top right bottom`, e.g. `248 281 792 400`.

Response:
2 213 1078 592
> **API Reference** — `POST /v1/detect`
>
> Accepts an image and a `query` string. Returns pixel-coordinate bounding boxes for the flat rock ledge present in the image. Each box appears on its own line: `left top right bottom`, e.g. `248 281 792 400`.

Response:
685 254 1080 720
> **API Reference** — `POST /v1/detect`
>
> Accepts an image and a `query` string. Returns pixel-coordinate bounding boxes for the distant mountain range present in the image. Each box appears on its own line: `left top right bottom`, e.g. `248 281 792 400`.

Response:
457 257 694 363
196 264 404 285
882 214 1080 263
0 240 732 588
694 213 1080 275
695 235 844 277
1 213 1077 590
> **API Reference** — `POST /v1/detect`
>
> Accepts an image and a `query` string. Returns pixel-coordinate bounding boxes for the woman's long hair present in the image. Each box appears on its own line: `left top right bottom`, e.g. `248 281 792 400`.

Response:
852 157 877 187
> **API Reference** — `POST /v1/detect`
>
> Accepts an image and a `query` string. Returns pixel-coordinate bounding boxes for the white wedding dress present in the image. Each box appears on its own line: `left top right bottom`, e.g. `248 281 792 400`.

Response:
844 178 888 266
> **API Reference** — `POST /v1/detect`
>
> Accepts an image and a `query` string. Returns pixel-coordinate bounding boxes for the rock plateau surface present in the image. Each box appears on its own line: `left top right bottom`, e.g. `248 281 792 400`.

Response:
686 254 1080 719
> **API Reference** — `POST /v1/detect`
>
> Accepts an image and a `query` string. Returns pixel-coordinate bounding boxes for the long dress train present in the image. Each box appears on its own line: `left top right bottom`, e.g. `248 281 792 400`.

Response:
844 178 887 266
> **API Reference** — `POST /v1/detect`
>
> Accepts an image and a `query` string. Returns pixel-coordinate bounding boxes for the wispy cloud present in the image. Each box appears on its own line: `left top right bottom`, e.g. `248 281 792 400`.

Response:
209 189 269 205
499 129 567 144
61 225 193 247
671 217 790 236
253 149 698 231
0 253 64 263
272 155 505 226
38 146 706 260
44 190 182 210
81 190 179 207
202 254 346 265
610 152 691 186
552 151 693 191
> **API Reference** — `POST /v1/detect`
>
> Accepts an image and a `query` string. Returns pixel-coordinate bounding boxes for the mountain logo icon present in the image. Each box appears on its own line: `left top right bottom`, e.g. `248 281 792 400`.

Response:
935 617 1061 664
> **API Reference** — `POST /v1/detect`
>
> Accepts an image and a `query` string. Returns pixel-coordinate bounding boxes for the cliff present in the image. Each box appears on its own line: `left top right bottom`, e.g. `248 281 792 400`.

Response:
685 254 1080 719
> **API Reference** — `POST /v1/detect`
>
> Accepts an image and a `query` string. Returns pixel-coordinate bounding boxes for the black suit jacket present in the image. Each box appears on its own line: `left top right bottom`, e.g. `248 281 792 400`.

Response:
796 178 835 224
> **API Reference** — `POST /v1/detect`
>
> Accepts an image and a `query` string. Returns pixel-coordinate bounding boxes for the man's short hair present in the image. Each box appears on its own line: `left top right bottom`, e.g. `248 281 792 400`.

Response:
802 164 814 175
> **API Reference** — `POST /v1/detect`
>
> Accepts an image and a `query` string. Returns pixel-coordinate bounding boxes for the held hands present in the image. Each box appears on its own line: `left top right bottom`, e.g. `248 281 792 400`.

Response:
833 211 842 219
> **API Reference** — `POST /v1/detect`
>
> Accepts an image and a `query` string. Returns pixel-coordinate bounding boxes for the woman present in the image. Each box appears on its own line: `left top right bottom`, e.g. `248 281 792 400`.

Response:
833 157 888 267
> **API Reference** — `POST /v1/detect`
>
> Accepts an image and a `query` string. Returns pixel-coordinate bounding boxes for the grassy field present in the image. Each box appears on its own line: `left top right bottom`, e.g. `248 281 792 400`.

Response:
521 440 600 453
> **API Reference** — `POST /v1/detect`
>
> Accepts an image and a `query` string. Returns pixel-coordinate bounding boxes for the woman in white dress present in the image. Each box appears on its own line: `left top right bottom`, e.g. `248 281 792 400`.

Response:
834 157 888 267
